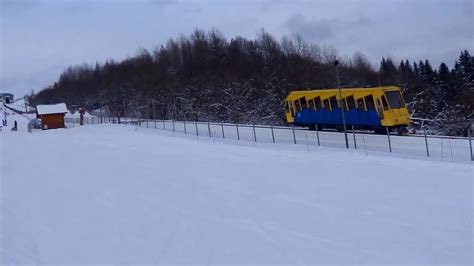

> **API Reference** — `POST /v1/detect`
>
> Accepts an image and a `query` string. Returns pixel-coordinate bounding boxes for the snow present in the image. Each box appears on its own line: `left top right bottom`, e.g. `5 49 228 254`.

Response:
1 113 473 264
36 103 68 115
139 119 473 163
4 98 35 113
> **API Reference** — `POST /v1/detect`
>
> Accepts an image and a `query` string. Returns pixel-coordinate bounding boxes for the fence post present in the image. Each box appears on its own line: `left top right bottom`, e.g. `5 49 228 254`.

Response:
162 119 165 130
362 135 368 156
154 120 157 129
315 124 320 146
440 139 443 161
236 124 240 140
469 129 473 161
172 120 175 132
271 125 275 143
352 125 357 149
386 127 392 153
208 122 211 138
195 122 199 136
184 121 187 134
252 124 257 142
292 125 296 144
146 120 149 128
448 139 454 162
221 123 225 138
424 129 430 157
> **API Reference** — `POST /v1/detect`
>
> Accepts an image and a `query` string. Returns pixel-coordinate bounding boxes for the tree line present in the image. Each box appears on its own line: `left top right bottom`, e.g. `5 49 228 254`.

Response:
28 28 473 136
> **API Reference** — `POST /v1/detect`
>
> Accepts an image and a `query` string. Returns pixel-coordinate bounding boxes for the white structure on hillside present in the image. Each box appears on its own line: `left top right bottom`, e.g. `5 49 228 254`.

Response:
0 93 14 104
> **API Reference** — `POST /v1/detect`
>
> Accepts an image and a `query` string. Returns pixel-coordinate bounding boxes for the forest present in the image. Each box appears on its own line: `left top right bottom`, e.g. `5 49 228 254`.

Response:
28 28 473 136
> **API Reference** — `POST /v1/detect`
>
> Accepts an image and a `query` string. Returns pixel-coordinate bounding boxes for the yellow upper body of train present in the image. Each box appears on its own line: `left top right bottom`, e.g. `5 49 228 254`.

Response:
285 86 410 129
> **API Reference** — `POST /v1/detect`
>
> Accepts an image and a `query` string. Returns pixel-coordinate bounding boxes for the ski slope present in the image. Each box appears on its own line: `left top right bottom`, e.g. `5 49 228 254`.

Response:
1 114 473 264
4 98 35 113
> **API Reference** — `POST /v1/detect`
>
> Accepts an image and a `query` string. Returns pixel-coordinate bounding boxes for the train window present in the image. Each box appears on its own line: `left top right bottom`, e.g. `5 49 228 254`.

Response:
357 98 366 111
346 96 355 109
308 99 315 110
285 101 289 113
314 97 322 109
381 95 389 111
364 95 375 110
300 97 307 109
294 100 301 111
323 99 330 111
342 98 348 111
385 91 405 109
329 96 338 110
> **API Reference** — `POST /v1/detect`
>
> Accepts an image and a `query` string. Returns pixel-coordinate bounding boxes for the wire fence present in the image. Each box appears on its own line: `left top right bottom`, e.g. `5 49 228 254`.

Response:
65 116 474 163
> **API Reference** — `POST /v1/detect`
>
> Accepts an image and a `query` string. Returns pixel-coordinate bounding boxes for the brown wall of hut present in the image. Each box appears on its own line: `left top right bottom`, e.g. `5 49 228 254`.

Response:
41 114 65 129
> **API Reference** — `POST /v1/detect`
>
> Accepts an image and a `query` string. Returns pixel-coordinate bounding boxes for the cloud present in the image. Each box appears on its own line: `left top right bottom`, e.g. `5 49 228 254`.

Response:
283 14 372 42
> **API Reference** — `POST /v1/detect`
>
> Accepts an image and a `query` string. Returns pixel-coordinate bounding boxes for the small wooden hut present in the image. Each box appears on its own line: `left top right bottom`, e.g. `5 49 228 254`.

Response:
36 103 68 130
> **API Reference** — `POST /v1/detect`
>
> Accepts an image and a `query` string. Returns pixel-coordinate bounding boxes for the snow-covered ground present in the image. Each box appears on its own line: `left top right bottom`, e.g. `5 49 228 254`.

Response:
4 98 35 113
139 119 473 163
1 113 473 264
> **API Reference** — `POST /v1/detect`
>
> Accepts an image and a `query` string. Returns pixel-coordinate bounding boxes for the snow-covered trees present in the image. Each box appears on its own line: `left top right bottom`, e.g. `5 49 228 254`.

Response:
28 30 472 136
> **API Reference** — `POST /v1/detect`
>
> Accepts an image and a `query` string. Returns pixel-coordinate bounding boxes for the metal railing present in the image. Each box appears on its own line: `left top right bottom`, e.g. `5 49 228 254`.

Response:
65 116 474 163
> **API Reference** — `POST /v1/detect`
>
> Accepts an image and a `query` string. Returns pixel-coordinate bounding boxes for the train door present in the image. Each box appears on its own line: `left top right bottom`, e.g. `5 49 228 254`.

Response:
285 100 291 117
376 98 384 120
380 94 390 123
289 101 295 117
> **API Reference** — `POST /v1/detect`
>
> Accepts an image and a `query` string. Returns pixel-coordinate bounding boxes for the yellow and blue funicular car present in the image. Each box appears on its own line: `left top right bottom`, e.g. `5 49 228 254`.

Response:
285 86 411 133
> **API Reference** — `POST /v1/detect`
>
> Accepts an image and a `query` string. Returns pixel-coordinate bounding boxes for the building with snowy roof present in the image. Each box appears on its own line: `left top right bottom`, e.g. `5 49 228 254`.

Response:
36 103 68 130
0 93 14 104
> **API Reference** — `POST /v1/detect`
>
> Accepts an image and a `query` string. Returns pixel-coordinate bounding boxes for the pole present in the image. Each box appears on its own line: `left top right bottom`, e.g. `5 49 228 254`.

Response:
184 121 187 134
386 127 392 153
221 123 225 138
352 125 357 149
292 125 297 144
172 120 175 132
252 124 257 142
208 122 211 137
440 139 443 161
424 129 430 157
469 129 473 161
236 124 240 140
271 125 275 143
335 61 349 149
195 122 199 136
315 124 320 146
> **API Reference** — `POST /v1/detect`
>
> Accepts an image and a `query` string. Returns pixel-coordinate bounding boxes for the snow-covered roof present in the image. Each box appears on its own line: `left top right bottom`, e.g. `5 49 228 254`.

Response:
37 103 68 115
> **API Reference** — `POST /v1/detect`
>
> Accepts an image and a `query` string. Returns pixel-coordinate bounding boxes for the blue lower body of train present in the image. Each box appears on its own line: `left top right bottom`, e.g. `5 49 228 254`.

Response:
293 108 381 128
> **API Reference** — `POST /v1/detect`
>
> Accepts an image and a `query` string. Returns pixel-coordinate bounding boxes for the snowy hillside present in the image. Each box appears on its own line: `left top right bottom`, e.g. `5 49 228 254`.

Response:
4 97 35 113
1 114 472 264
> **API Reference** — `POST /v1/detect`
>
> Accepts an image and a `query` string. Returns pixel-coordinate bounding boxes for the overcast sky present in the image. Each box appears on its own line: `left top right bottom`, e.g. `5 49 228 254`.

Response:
1 0 472 97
